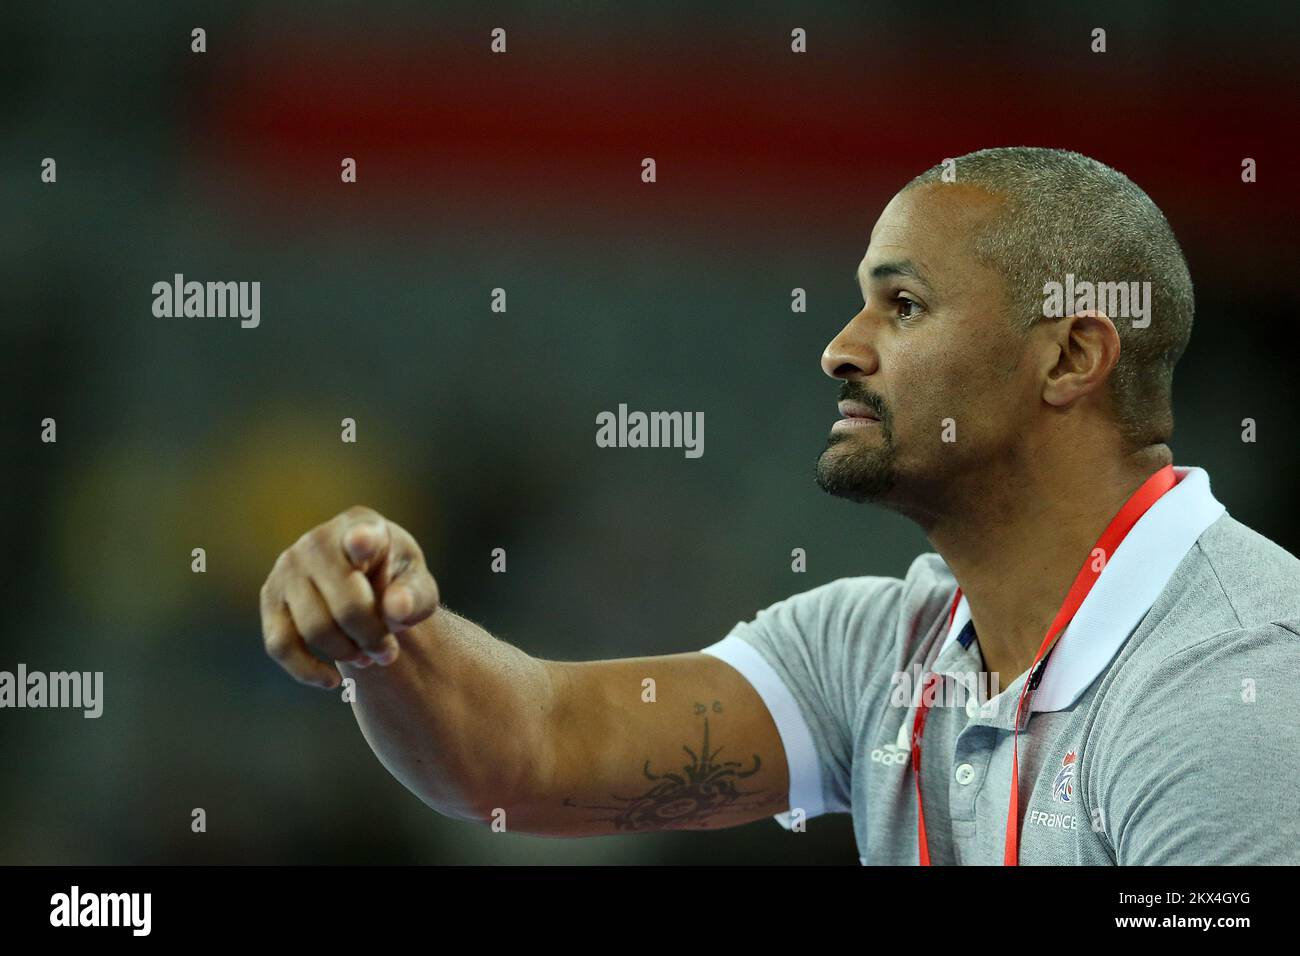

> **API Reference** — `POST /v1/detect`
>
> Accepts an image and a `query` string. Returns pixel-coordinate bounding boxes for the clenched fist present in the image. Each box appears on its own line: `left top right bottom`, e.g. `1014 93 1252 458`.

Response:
259 507 440 688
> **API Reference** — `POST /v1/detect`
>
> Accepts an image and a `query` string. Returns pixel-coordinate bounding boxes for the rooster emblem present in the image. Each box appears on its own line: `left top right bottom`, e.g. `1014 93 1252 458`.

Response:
1052 749 1077 803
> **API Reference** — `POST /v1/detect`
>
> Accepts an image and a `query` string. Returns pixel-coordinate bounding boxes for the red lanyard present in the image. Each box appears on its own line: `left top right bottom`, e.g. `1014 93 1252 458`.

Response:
912 464 1177 865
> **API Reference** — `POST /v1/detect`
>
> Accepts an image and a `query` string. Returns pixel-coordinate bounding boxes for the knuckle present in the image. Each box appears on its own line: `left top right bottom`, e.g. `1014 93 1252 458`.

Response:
286 540 312 570
264 632 295 662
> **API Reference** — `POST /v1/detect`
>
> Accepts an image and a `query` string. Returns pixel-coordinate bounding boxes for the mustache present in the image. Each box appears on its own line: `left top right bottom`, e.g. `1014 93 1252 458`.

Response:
838 382 888 420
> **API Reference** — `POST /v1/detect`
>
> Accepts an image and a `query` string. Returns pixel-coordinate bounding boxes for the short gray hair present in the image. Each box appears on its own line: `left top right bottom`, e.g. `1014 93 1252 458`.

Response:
906 147 1193 447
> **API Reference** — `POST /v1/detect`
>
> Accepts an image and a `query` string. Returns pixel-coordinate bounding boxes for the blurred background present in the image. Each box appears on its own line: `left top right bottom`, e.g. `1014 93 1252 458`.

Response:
2 1 1298 864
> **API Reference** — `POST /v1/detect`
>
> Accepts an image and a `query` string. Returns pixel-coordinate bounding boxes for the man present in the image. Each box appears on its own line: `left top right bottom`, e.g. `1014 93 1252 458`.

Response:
258 147 1300 864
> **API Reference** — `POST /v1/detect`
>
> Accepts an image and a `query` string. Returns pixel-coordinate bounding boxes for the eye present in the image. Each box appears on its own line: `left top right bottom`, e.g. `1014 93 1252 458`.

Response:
895 294 923 321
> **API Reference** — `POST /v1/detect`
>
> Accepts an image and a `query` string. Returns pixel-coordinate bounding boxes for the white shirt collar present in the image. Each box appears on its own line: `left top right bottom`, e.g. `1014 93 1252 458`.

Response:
940 465 1226 713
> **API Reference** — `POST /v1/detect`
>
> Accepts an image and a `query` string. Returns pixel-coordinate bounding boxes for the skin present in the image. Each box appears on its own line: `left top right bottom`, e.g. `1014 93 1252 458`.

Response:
258 179 1170 833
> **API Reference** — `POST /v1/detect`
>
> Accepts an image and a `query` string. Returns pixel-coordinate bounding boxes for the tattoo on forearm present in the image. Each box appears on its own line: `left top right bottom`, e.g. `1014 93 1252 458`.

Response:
563 700 778 831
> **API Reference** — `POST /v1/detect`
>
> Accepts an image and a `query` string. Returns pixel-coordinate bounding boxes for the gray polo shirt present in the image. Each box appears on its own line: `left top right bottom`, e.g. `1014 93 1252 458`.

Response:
701 466 1300 864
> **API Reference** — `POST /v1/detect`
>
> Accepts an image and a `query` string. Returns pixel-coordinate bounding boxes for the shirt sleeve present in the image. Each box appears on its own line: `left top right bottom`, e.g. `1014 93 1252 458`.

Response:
701 574 907 829
1090 621 1300 864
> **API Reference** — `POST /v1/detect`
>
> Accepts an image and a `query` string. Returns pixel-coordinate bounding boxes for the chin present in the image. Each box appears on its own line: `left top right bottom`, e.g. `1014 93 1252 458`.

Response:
814 443 898 503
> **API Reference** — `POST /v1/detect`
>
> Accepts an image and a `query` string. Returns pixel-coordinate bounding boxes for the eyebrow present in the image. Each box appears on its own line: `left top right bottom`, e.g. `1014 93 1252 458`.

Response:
856 259 933 294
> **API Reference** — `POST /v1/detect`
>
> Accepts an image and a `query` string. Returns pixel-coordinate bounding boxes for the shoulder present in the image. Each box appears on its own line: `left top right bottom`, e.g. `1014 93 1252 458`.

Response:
1102 513 1300 676
1114 618 1300 704
1194 513 1300 625
1089 614 1300 781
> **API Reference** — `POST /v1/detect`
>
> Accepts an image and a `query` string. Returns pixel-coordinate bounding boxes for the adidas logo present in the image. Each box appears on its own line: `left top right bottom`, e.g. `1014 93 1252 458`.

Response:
870 720 911 766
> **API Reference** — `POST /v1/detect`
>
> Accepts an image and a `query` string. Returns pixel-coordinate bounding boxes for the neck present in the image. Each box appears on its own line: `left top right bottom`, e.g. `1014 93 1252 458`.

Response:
925 442 1173 684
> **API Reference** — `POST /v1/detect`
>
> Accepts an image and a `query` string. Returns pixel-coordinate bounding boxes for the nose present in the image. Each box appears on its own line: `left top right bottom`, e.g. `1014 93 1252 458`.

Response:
820 308 880 381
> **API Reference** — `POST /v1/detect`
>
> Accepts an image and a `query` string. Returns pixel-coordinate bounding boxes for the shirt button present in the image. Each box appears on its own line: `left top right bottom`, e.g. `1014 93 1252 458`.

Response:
955 763 976 785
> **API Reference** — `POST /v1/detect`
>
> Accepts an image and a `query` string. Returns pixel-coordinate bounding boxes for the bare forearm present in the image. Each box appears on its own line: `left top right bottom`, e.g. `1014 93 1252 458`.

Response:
339 607 552 821
257 508 787 839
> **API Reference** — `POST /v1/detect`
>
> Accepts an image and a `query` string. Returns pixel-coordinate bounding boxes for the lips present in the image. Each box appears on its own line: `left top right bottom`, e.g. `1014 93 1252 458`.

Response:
838 400 880 421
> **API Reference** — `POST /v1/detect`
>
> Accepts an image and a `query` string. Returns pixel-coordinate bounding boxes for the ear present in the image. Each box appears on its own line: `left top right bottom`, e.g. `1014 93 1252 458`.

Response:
1040 309 1121 408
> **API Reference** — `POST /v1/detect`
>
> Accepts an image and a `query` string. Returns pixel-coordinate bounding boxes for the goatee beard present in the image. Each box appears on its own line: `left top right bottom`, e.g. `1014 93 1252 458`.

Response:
814 433 898 503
